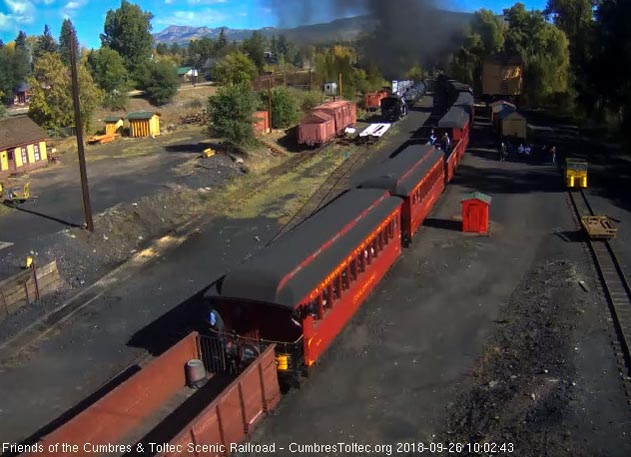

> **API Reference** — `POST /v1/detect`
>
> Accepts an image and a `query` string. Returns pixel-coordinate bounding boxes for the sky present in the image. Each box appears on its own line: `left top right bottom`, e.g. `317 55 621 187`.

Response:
0 0 549 49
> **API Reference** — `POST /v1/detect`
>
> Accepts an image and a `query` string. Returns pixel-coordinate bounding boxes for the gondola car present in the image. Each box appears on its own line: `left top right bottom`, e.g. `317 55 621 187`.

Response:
205 189 403 384
358 145 444 245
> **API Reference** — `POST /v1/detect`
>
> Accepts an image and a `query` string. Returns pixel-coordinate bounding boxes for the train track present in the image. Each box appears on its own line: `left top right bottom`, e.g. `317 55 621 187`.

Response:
268 148 372 244
567 187 631 402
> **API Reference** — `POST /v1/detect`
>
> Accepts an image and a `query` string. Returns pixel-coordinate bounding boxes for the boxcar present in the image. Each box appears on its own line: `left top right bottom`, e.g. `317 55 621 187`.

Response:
298 111 336 146
359 145 444 245
365 90 389 111
313 100 357 135
205 189 403 383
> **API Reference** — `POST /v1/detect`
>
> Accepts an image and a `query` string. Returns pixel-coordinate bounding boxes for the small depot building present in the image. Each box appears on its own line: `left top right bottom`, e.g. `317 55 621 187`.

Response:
0 116 48 178
499 109 527 140
127 112 161 138
462 192 492 234
253 110 271 135
104 116 125 136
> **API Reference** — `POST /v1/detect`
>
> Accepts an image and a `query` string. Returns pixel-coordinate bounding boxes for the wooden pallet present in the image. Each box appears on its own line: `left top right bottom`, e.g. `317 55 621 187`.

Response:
581 216 618 239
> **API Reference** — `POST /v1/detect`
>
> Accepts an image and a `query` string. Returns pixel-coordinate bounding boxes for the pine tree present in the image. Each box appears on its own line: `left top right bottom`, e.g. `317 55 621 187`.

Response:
15 31 27 50
34 25 58 61
59 19 80 66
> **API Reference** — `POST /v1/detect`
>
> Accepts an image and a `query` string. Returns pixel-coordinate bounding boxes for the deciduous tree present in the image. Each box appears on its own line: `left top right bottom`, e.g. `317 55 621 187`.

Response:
101 0 154 74
87 47 130 108
208 83 257 146
213 51 258 86
28 52 103 131
138 60 179 106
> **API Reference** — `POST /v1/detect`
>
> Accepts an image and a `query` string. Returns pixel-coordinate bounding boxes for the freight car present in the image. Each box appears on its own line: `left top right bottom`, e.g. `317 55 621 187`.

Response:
297 100 357 147
364 90 389 111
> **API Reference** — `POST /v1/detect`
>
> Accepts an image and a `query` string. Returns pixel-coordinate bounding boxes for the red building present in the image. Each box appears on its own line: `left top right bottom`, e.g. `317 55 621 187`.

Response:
462 192 492 234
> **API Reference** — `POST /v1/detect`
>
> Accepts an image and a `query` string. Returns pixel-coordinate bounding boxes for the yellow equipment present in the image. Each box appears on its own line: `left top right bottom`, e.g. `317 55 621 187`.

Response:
26 256 33 269
1 180 30 203
565 158 588 188
581 216 617 240
275 354 289 371
203 147 215 158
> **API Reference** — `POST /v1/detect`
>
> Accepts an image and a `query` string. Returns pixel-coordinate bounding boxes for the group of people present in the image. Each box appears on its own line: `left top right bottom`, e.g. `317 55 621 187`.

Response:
429 129 452 153
498 141 557 164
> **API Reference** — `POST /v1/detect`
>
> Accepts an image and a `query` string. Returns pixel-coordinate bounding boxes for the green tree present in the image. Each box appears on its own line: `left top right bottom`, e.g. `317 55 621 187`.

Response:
59 19 80 66
208 83 257 146
34 25 57 61
503 3 571 103
241 31 266 72
0 38 30 103
101 0 154 74
472 9 505 55
139 60 179 106
590 0 631 127
155 43 168 55
0 90 6 119
216 28 228 55
15 31 27 50
405 62 424 81
266 87 298 129
213 51 258 86
28 52 103 131
87 47 130 108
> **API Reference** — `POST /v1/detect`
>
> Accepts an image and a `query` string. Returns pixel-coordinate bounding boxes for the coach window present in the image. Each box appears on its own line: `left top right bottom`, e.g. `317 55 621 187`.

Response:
323 286 331 309
350 260 357 280
342 268 349 291
333 276 341 300
316 294 324 319
358 252 366 272
372 238 378 256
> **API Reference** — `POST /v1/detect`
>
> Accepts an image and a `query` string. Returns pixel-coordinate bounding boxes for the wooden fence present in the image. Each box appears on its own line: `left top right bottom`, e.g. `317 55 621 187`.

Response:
0 260 60 320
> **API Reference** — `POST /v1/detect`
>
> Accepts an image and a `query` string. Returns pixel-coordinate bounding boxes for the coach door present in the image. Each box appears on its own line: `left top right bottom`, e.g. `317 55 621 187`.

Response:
7 150 17 173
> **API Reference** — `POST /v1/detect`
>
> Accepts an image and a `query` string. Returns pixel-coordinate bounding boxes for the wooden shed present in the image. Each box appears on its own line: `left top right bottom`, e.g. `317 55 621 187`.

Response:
127 112 161 138
499 110 527 140
103 116 125 136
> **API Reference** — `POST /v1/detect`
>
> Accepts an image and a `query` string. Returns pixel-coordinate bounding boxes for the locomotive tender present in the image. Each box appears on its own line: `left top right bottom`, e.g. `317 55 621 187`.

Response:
206 79 473 385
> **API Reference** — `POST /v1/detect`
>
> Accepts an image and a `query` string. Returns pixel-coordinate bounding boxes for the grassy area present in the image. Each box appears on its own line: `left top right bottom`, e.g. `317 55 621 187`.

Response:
0 203 14 217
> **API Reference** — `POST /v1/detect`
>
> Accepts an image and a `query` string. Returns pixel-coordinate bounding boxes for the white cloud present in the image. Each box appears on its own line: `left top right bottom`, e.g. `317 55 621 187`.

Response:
60 0 85 18
187 0 227 4
155 8 227 26
0 0 36 29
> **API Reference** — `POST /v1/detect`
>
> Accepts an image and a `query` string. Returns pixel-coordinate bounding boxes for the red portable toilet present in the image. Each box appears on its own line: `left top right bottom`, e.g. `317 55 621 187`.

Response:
461 192 492 234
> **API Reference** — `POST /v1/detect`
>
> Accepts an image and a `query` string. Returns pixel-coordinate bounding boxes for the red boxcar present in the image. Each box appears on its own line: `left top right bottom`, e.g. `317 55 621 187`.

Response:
206 189 403 383
359 144 445 244
364 90 388 111
297 111 336 146
313 100 357 135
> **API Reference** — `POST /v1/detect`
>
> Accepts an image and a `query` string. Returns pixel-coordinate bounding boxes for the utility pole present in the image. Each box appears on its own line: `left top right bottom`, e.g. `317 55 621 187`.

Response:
268 79 272 131
69 29 94 232
338 73 343 100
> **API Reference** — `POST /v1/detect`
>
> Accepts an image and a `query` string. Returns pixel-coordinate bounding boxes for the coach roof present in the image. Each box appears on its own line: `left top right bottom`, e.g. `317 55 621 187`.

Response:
214 189 402 309
438 106 469 129
358 145 443 196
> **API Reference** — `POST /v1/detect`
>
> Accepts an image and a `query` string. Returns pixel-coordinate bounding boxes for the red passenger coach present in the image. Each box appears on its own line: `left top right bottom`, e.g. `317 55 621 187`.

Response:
206 189 403 383
359 144 444 244
439 106 470 181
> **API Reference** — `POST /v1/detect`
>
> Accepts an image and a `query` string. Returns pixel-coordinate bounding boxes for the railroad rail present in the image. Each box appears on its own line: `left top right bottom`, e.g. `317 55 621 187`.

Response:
269 149 372 244
568 187 631 402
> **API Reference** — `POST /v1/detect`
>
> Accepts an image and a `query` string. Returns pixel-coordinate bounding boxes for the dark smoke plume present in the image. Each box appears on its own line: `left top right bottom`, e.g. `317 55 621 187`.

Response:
265 0 469 78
